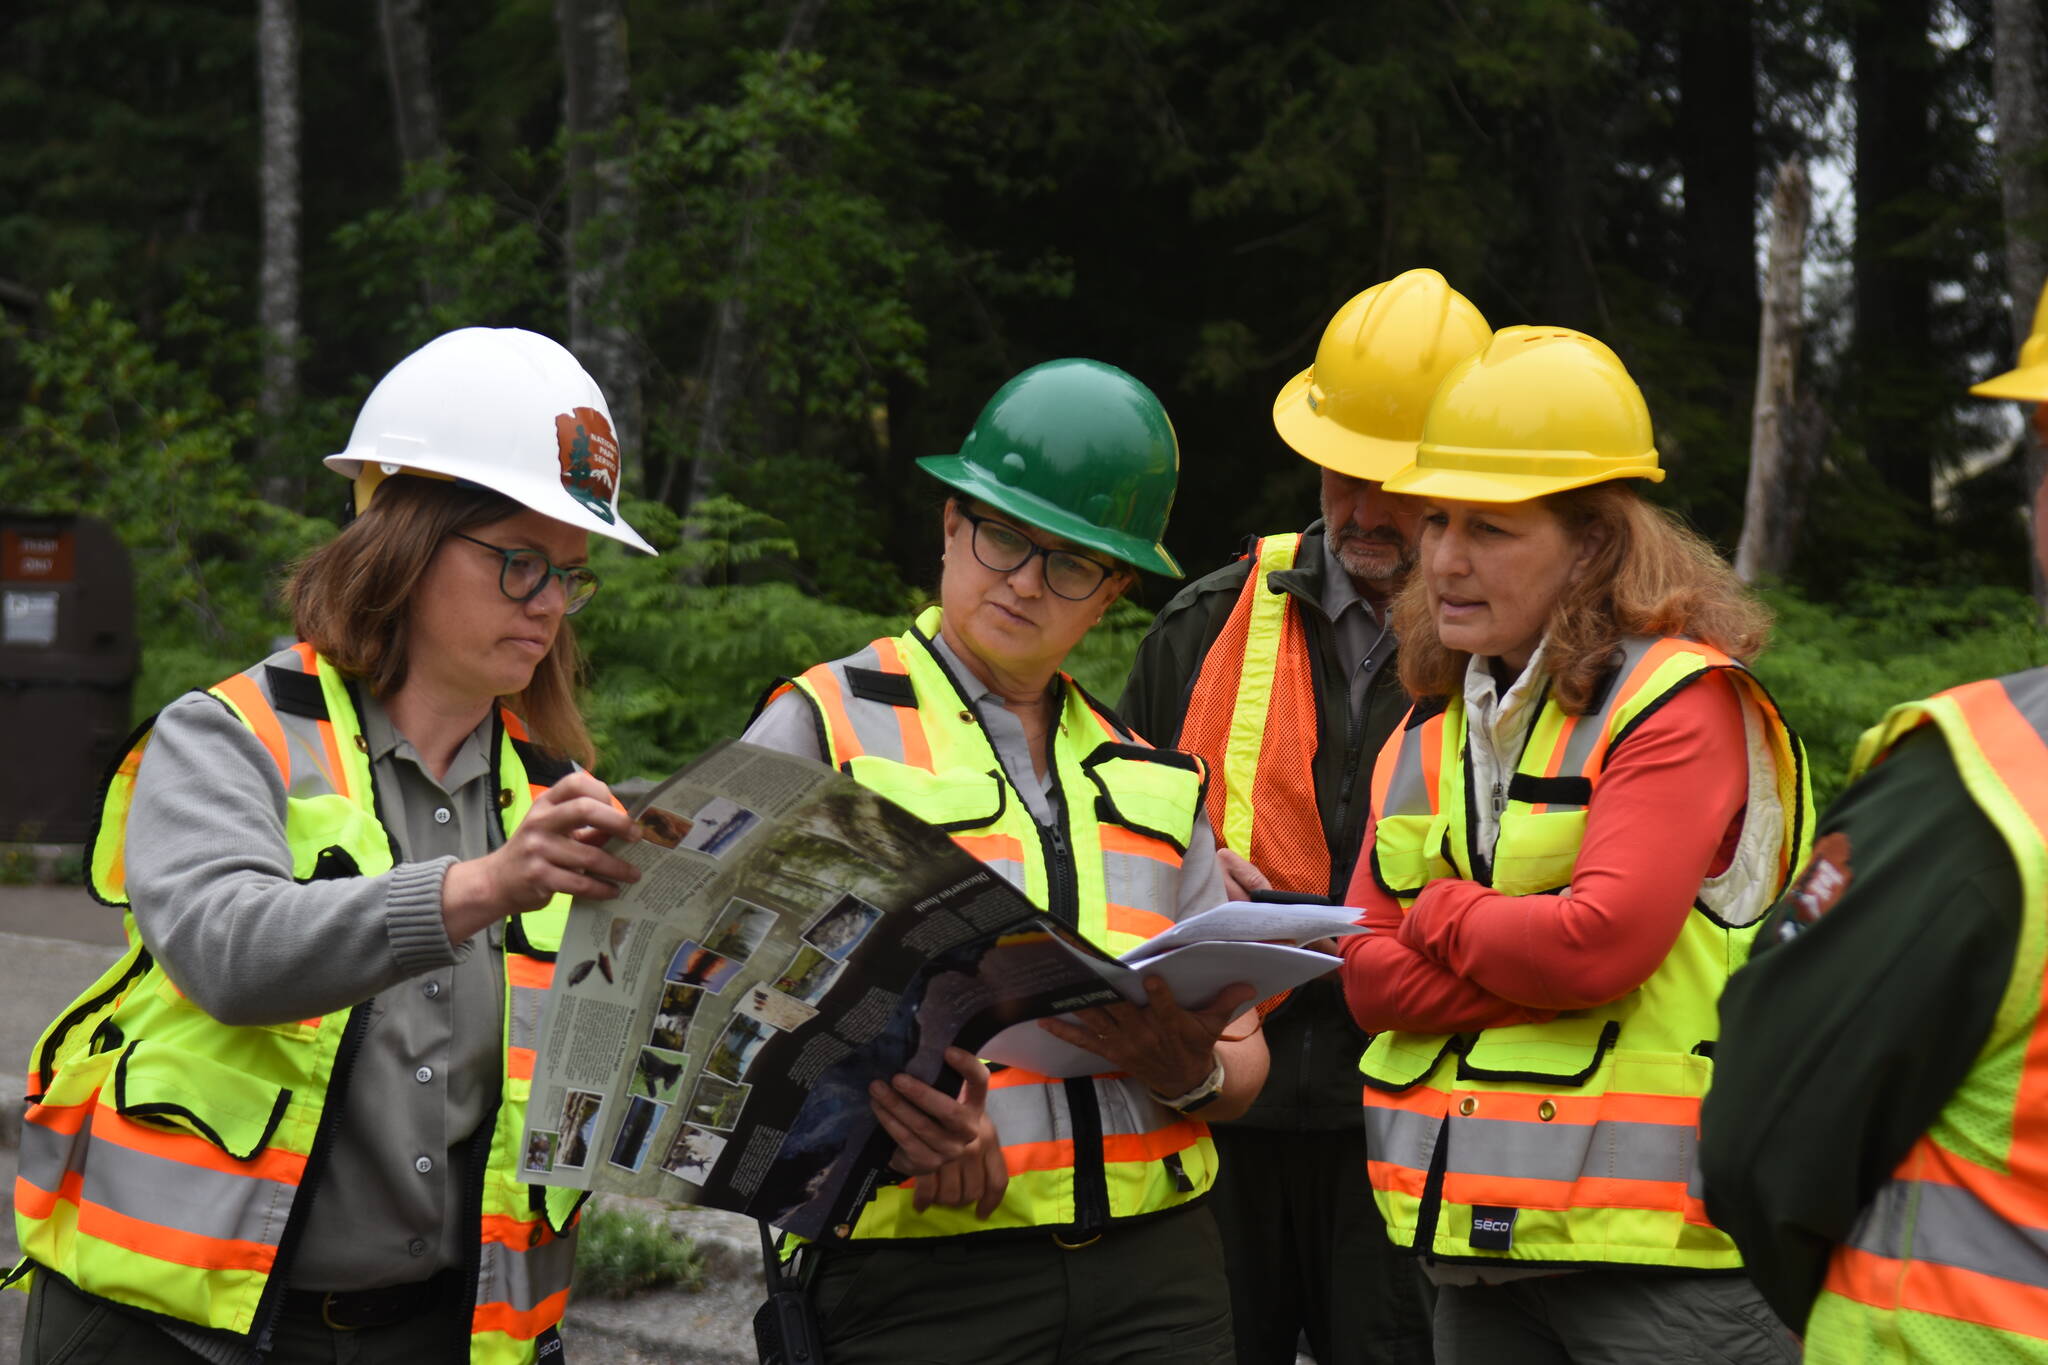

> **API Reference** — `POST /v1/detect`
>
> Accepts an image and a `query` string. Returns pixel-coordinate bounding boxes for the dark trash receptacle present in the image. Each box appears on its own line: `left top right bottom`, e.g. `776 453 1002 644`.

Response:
1 513 137 844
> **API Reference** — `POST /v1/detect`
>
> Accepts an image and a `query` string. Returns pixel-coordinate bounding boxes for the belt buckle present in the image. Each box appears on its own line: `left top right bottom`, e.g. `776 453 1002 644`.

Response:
1050 1230 1102 1251
319 1293 360 1333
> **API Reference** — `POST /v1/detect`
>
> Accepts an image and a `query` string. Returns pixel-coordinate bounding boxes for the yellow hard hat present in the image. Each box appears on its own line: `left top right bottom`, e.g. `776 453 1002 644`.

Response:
1971 280 2048 400
1383 326 1664 503
1271 268 1492 481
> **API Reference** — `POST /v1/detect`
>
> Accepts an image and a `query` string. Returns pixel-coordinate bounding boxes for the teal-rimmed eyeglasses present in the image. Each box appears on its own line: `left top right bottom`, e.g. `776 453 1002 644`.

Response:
452 532 601 615
957 506 1117 600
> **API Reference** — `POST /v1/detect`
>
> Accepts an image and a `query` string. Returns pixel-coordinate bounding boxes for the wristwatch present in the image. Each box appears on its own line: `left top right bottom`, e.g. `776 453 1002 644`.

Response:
1151 1055 1227 1115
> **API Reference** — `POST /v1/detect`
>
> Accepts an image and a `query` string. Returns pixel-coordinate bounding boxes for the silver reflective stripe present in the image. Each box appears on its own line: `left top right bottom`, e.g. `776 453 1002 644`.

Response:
1845 1179 2048 1292
1446 1115 1693 1186
983 857 1027 893
509 980 545 1056
823 649 909 762
984 1077 1177 1146
476 1229 577 1313
1380 726 1433 819
1998 672 2048 746
277 710 343 801
1550 637 1663 777
1363 1104 1442 1176
1103 848 1175 922
21 1105 294 1247
986 1079 1072 1147
1092 1077 1184 1138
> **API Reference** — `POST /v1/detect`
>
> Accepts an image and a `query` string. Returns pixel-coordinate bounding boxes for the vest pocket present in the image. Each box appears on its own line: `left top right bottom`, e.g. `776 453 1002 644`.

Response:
1081 747 1203 854
842 757 1007 832
1458 1018 1617 1086
1360 1032 1459 1092
112 1042 291 1161
1488 809 1588 896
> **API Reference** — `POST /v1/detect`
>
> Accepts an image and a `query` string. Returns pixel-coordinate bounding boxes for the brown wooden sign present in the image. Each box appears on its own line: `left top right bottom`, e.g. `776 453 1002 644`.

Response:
2 529 75 582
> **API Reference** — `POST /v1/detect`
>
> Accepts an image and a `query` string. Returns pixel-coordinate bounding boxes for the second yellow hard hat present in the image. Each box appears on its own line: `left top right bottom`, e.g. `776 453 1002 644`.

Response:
1384 326 1664 503
1272 268 1492 481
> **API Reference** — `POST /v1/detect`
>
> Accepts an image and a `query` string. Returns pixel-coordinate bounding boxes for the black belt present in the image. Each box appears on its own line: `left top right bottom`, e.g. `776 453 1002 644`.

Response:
280 1268 458 1331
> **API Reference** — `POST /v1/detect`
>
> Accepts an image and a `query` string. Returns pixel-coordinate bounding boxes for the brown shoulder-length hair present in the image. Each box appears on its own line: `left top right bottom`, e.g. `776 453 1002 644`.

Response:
1392 481 1772 715
285 475 594 767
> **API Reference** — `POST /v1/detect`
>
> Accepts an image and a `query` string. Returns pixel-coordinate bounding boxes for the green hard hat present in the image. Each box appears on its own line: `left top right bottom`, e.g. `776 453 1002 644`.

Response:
918 358 1184 577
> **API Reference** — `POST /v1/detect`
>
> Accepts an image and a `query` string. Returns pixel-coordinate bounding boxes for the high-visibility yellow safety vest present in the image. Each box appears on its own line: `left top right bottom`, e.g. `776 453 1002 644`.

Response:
12 643 582 1363
768 606 1216 1242
1177 532 1334 897
1806 670 2048 1361
1359 636 1810 1270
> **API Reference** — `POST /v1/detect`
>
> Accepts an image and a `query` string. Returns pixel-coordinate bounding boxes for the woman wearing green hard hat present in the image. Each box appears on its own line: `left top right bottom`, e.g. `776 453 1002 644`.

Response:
1333 327 1812 1361
743 358 1268 1364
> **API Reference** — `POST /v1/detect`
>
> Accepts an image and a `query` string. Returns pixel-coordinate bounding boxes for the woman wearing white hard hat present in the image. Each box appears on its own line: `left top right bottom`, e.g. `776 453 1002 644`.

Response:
14 328 984 1365
1335 327 1812 1362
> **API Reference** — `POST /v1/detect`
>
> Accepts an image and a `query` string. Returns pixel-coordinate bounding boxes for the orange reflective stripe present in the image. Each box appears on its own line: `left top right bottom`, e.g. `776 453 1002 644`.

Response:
1107 904 1173 942
471 1287 569 1340
1419 714 1442 813
1441 1171 1690 1213
288 641 318 672
989 1067 1058 1091
508 956 553 991
1367 1159 1431 1200
803 666 864 764
507 1047 535 1081
212 674 290 788
1098 824 1179 862
501 709 532 742
69 1192 279 1273
1827 1243 2048 1340
869 638 934 771
1002 1124 1202 1176
479 1212 551 1246
1583 639 1694 774
952 832 1024 863
1447 1090 1700 1128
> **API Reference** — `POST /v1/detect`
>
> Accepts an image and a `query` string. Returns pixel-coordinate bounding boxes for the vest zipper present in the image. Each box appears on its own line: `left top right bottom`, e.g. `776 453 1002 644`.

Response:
1040 777 1111 1234
248 1003 373 1352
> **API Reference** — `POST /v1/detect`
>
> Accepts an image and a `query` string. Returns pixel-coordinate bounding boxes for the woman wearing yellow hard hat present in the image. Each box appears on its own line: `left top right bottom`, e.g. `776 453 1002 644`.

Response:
1332 326 1813 1360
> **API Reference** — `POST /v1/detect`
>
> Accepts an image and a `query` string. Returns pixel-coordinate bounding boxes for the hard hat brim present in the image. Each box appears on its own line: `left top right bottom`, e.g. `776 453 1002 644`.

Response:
326 452 657 554
1969 361 2048 402
1383 448 1665 503
918 455 1184 578
1271 368 1422 482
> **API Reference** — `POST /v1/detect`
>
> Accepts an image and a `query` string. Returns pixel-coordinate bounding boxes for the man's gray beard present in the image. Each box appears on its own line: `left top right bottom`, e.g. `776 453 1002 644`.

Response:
1326 527 1415 585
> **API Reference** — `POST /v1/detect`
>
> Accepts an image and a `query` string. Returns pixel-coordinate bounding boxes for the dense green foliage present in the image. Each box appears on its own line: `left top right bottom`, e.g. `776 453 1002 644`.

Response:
3 0 2045 803
569 1201 704 1300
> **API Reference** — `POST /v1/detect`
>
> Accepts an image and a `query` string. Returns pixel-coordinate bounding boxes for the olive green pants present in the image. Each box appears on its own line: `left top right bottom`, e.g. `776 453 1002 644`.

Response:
20 1268 467 1365
1431 1269 1801 1364
811 1204 1235 1365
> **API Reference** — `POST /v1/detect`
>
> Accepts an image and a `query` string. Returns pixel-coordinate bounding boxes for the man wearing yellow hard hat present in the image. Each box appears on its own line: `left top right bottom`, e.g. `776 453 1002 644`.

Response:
1703 284 2048 1362
1118 268 1487 1365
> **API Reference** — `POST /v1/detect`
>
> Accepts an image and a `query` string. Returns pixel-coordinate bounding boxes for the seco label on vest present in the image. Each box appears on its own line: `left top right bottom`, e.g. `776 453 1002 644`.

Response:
1469 1206 1519 1251
534 1325 567 1361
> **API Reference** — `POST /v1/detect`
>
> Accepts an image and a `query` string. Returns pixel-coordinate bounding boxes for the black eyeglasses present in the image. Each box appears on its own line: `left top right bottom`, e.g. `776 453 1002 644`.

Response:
957 507 1117 601
452 532 601 616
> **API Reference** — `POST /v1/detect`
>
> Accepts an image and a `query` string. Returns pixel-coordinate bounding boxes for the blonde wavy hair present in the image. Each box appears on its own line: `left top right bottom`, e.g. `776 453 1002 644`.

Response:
286 475 593 766
1392 481 1771 715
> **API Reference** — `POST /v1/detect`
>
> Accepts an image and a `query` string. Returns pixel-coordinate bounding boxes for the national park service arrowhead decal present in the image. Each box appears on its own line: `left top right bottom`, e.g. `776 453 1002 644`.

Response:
1789 831 1853 927
556 406 620 523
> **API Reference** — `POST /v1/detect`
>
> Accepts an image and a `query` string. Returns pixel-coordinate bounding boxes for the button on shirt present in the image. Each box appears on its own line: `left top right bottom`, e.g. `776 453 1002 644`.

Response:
1316 557 1398 732
296 699 504 1290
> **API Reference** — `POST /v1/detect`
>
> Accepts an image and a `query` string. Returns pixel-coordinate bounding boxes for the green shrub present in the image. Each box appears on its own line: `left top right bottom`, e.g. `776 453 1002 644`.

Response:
570 1202 704 1300
1753 583 2048 809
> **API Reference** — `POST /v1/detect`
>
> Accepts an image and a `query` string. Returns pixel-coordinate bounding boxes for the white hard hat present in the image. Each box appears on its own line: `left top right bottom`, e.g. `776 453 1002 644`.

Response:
325 327 655 554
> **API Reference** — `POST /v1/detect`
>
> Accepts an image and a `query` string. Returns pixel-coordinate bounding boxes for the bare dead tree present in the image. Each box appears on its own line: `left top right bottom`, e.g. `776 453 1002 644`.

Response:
557 0 641 464
377 0 450 311
1991 0 2048 617
257 0 301 497
1735 158 1817 584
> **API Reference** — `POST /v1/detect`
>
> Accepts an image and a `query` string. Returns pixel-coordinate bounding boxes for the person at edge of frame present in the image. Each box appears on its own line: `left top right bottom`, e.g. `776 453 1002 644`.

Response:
10 327 988 1365
1117 268 1489 1365
1335 325 1814 1363
742 357 1272 1365
1700 280 2048 1364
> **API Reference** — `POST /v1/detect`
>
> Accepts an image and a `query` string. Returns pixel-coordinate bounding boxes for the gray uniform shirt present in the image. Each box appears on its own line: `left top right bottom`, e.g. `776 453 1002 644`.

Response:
1317 555 1398 731
124 685 511 1351
743 629 1230 916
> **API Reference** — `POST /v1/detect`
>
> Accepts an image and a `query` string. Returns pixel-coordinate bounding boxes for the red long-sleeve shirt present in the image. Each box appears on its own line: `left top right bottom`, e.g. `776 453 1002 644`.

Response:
1339 671 1748 1035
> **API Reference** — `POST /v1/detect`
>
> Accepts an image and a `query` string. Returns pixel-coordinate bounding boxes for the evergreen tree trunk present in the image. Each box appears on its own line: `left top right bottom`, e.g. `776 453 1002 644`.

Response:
557 0 640 469
1851 0 1937 511
671 0 829 517
1991 0 2048 617
377 0 449 312
1736 159 1816 583
257 0 301 498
